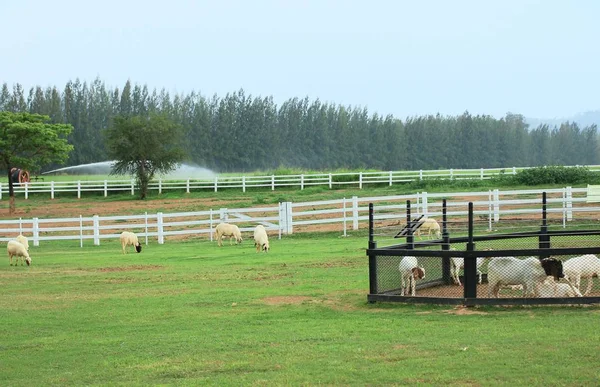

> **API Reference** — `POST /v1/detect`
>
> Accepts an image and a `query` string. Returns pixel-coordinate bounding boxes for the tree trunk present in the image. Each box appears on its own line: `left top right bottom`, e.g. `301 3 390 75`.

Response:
7 167 15 214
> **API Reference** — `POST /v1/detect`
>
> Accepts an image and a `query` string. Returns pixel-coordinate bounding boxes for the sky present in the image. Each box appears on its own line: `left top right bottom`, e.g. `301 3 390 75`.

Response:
2 0 599 120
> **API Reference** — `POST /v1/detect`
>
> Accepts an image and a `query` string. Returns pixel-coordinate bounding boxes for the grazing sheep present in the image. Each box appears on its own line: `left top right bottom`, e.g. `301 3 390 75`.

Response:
7 240 31 266
120 231 142 254
487 257 564 298
398 256 426 296
450 257 488 286
537 277 582 298
253 225 270 252
15 235 29 251
563 254 600 296
215 223 243 247
415 218 441 239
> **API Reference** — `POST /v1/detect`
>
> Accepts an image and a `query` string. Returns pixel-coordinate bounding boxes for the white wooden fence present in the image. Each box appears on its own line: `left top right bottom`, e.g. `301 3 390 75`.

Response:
1 186 599 247
2 165 599 199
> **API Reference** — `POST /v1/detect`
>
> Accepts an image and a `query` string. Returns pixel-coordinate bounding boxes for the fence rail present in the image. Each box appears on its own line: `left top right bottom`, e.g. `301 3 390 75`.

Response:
1 186 599 247
2 165 599 199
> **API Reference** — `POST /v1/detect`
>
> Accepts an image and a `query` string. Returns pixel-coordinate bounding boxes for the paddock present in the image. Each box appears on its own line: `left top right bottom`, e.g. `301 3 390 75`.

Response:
367 192 600 305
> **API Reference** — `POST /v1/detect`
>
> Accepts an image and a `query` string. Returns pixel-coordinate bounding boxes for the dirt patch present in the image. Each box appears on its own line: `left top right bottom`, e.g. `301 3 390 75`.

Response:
261 296 313 305
443 306 488 315
97 264 164 272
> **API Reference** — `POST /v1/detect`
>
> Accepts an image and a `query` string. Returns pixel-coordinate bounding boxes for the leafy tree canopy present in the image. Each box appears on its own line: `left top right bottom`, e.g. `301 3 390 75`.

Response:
104 113 186 199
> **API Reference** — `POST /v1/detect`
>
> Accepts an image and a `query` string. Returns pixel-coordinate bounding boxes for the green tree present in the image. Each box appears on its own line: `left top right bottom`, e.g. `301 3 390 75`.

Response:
0 112 73 214
104 113 186 199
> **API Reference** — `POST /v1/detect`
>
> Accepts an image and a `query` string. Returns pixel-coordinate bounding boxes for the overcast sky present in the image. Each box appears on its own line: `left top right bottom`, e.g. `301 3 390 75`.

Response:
2 0 599 120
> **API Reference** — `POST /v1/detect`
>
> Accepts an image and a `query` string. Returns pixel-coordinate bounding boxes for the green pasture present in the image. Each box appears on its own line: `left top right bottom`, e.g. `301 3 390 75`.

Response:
2 234 600 386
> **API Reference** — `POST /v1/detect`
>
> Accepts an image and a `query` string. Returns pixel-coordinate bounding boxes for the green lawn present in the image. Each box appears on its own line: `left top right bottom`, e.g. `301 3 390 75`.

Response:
2 234 599 385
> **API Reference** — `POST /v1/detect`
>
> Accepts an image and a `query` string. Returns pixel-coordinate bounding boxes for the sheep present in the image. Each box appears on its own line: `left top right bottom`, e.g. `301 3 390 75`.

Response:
450 257 488 286
562 254 600 296
120 231 142 254
415 218 441 239
215 223 243 247
487 256 564 298
7 240 31 266
15 235 29 251
253 225 270 252
398 256 426 296
537 277 582 298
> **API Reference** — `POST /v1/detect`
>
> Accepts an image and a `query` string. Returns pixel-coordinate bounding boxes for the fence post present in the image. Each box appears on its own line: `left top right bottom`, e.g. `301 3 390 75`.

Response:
328 173 332 189
23 182 28 200
285 202 293 234
0 182 2 200
389 171 393 186
219 208 228 222
419 170 423 180
271 175 275 191
186 179 190 194
450 169 454 180
566 186 573 221
145 212 149 245
539 192 550 258
79 215 83 248
93 215 100 246
158 179 162 194
51 181 55 199
343 198 347 237
367 203 378 297
421 191 428 216
359 172 363 189
480 168 484 179
242 176 246 193
493 189 500 222
300 174 304 190
157 212 164 244
464 202 477 299
441 199 452 284
77 181 81 199
19 218 23 234
352 196 359 230
33 217 39 247
487 190 493 231
209 209 214 241
104 180 108 197
512 166 517 175
131 179 135 195
214 176 218 192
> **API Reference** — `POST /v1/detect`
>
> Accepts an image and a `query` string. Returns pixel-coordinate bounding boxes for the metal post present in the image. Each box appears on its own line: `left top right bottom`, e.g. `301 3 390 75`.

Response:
441 199 451 284
368 203 378 297
464 202 477 299
406 200 414 249
540 192 550 258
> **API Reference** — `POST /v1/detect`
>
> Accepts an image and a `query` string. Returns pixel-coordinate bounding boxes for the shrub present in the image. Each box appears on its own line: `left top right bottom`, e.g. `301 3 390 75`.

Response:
512 166 598 185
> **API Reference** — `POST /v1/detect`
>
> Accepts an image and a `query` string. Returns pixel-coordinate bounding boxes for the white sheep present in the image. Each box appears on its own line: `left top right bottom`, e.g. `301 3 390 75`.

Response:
215 223 243 247
487 256 564 298
253 225 270 252
398 256 426 296
7 240 31 266
415 218 441 239
15 235 29 251
450 257 488 286
562 254 600 296
120 231 142 254
537 277 582 298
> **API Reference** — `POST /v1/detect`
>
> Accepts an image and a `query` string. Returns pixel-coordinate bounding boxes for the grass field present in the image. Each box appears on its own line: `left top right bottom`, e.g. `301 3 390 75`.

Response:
2 232 600 386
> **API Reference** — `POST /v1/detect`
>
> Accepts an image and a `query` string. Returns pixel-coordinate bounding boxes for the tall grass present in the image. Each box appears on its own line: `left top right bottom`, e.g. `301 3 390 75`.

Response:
1 235 599 385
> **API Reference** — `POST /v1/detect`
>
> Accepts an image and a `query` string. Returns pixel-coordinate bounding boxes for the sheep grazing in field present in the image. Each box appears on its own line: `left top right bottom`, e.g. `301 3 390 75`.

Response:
398 256 426 296
415 218 441 239
537 277 582 298
215 223 243 247
7 240 31 266
562 254 600 296
253 225 270 252
487 256 564 298
15 235 29 251
120 231 142 254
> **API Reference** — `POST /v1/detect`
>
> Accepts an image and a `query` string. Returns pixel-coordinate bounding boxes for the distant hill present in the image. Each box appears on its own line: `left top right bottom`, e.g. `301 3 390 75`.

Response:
526 110 600 129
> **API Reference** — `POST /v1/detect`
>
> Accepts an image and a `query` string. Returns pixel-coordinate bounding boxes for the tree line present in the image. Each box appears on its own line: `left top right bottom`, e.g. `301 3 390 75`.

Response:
1 78 598 172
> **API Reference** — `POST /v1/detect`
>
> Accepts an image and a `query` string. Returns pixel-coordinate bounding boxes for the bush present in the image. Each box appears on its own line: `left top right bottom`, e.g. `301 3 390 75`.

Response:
512 166 598 185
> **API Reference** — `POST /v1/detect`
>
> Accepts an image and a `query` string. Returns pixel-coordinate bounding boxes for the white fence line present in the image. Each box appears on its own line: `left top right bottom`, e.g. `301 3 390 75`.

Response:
2 165 599 199
1 186 599 247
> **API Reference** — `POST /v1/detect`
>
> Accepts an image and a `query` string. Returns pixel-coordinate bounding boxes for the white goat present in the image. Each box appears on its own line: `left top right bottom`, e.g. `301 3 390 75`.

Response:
215 223 243 247
120 231 142 254
537 277 582 298
563 254 600 296
253 225 270 252
15 235 29 251
487 257 564 298
415 218 441 239
398 256 426 296
7 240 31 266
450 257 488 286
